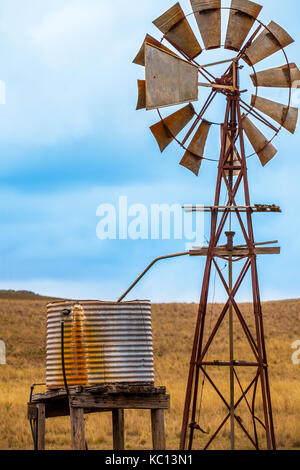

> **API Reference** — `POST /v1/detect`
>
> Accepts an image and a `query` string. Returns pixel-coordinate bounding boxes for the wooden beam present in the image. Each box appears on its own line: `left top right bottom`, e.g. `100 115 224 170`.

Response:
31 384 166 403
70 406 86 450
69 393 170 410
28 404 38 420
37 404 46 451
112 409 125 450
198 82 235 91
29 402 113 419
46 403 110 418
151 409 166 450
199 58 236 69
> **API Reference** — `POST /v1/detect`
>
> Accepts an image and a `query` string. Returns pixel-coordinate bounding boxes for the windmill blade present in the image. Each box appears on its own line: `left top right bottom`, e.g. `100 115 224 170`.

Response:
190 0 221 50
136 80 146 110
243 21 294 66
145 43 198 110
153 2 202 59
133 34 178 66
221 125 240 176
250 64 300 88
242 114 277 166
225 0 262 52
180 120 211 175
150 104 196 152
251 95 298 134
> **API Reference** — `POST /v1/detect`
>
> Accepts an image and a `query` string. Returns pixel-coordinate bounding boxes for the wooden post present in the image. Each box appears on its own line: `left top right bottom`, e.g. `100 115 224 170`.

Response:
37 404 46 450
112 409 125 450
151 409 166 450
70 406 86 450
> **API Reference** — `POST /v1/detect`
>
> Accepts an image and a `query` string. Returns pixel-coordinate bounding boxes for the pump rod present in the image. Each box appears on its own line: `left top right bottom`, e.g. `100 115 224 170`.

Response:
117 252 189 303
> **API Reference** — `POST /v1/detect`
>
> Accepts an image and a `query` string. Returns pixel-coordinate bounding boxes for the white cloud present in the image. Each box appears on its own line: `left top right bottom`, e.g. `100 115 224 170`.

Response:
0 1 135 145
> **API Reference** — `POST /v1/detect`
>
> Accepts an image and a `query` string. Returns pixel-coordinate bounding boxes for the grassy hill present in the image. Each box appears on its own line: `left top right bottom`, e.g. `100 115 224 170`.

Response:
0 289 61 301
0 295 299 450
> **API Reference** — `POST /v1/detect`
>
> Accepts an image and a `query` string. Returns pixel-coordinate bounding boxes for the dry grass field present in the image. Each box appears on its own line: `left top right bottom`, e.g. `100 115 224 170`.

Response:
0 292 299 450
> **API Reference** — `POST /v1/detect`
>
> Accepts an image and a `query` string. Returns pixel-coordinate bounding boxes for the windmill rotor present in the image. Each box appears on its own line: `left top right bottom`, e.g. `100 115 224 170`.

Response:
133 1 299 171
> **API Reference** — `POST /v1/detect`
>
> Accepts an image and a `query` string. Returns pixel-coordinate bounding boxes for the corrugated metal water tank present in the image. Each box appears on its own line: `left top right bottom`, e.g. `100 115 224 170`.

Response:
46 300 154 389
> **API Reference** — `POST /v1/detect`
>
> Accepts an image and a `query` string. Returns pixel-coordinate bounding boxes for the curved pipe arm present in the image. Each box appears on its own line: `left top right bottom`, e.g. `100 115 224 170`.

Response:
117 251 189 303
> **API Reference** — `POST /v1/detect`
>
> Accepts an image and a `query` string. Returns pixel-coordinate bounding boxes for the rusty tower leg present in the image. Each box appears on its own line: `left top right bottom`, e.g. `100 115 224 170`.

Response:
180 87 276 451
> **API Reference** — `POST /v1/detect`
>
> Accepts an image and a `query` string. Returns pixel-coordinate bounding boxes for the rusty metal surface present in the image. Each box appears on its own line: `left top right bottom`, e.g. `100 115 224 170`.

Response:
153 2 202 59
242 114 277 166
180 81 277 451
136 80 146 110
46 300 154 389
133 34 177 67
191 0 221 50
225 0 262 51
150 103 195 152
251 94 298 134
180 120 211 175
145 43 198 110
250 63 300 88
243 21 294 66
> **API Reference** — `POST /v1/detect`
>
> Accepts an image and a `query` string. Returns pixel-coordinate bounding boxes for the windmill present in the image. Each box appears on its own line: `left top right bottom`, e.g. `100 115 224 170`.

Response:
133 0 299 450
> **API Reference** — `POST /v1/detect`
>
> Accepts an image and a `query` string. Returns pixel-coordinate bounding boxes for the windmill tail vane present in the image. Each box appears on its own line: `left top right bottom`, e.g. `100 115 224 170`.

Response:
132 0 298 450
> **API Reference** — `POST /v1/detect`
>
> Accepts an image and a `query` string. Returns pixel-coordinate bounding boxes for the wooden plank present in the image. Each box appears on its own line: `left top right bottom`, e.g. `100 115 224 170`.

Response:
112 409 125 450
37 404 46 451
31 384 166 402
70 393 170 410
70 407 86 450
151 409 166 450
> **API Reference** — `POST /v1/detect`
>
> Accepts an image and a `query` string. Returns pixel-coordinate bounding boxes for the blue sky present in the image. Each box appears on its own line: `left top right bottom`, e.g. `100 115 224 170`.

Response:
0 0 299 302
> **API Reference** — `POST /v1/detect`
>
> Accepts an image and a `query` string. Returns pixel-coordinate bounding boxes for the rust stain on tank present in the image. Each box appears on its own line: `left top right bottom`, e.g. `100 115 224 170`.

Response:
69 304 89 386
46 300 154 389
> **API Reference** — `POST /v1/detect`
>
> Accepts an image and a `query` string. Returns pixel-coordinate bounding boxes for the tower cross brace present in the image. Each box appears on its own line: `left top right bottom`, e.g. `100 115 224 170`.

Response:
180 61 277 451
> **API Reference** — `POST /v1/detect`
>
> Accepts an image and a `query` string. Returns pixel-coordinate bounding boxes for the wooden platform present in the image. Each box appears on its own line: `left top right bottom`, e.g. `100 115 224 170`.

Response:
28 384 170 450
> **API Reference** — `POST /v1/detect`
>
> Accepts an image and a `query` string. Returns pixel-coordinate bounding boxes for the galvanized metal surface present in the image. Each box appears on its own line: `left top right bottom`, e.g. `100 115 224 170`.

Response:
242 114 277 166
225 0 262 51
250 63 300 88
191 0 221 50
46 300 154 389
180 119 211 175
150 103 195 152
243 21 294 66
153 2 202 59
251 94 298 134
145 43 198 110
